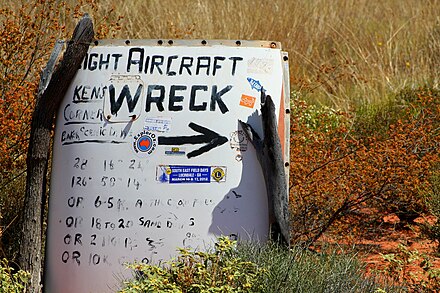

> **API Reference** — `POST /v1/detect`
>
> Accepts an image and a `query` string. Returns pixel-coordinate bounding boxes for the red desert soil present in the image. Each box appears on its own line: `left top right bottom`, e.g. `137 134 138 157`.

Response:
361 215 439 269
316 214 439 286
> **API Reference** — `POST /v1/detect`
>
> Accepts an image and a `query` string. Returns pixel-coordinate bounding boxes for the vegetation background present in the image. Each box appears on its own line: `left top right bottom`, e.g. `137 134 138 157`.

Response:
0 0 439 291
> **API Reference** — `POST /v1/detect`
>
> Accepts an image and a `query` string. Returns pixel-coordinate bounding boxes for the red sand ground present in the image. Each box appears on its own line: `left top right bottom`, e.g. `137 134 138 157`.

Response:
316 214 439 290
361 215 439 272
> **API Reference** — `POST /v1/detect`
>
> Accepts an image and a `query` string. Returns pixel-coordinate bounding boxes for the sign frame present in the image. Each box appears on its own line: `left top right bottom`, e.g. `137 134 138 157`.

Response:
44 39 290 292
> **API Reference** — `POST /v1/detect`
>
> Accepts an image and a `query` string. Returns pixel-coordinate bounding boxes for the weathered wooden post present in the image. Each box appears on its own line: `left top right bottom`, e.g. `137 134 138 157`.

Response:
240 90 291 245
18 15 94 292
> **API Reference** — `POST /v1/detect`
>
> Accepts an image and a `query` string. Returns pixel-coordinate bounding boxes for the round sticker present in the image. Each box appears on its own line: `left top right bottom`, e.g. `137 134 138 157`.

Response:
211 167 225 182
133 130 157 155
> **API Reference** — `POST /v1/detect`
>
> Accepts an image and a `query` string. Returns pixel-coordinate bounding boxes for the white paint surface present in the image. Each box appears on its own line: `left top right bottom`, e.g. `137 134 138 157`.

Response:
45 40 288 292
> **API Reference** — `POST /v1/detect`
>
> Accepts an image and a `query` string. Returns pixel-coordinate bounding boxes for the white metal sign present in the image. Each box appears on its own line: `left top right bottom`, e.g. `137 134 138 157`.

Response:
45 39 290 292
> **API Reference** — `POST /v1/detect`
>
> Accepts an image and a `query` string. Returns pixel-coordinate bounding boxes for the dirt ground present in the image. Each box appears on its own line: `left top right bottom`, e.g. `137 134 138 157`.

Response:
315 213 439 290
361 214 439 274
361 215 436 261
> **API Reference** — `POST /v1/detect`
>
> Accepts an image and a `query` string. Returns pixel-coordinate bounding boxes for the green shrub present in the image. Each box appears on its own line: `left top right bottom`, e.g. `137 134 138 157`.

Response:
354 86 440 144
235 241 397 293
0 258 29 293
119 237 265 293
120 238 397 293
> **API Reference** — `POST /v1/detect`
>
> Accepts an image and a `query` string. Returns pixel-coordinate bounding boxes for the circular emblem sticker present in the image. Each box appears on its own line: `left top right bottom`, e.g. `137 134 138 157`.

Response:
211 167 226 182
133 130 157 155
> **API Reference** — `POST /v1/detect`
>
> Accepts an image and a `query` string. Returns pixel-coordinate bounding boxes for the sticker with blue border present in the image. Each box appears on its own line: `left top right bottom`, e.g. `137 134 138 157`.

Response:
156 165 226 184
133 130 157 155
144 117 171 132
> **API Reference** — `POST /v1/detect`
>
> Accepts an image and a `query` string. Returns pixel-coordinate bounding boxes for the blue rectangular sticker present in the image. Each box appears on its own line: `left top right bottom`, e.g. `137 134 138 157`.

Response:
156 165 211 184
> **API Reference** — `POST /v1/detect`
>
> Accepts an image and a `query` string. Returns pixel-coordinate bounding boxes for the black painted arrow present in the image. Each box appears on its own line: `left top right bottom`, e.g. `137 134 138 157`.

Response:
158 122 228 158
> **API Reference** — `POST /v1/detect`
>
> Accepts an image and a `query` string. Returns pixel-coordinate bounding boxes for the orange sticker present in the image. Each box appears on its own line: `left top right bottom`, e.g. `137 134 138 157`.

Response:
239 94 256 108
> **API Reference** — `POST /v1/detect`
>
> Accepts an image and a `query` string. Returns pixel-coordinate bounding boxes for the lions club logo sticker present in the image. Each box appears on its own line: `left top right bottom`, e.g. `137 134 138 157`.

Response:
133 130 157 155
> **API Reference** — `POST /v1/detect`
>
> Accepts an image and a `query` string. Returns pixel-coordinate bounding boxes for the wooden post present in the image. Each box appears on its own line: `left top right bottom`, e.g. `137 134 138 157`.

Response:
18 15 94 293
239 90 291 245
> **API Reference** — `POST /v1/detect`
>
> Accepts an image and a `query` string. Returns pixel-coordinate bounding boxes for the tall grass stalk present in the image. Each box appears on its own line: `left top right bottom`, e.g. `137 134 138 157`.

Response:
236 241 399 293
103 0 440 109
3 0 438 107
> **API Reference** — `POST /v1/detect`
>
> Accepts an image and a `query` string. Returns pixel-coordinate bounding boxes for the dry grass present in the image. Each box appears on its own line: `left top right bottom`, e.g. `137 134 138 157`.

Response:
101 0 440 109
3 0 438 109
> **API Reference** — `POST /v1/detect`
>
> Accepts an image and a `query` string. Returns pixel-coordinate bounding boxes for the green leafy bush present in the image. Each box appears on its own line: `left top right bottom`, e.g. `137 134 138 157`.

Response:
119 237 265 293
0 258 29 293
120 238 397 293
